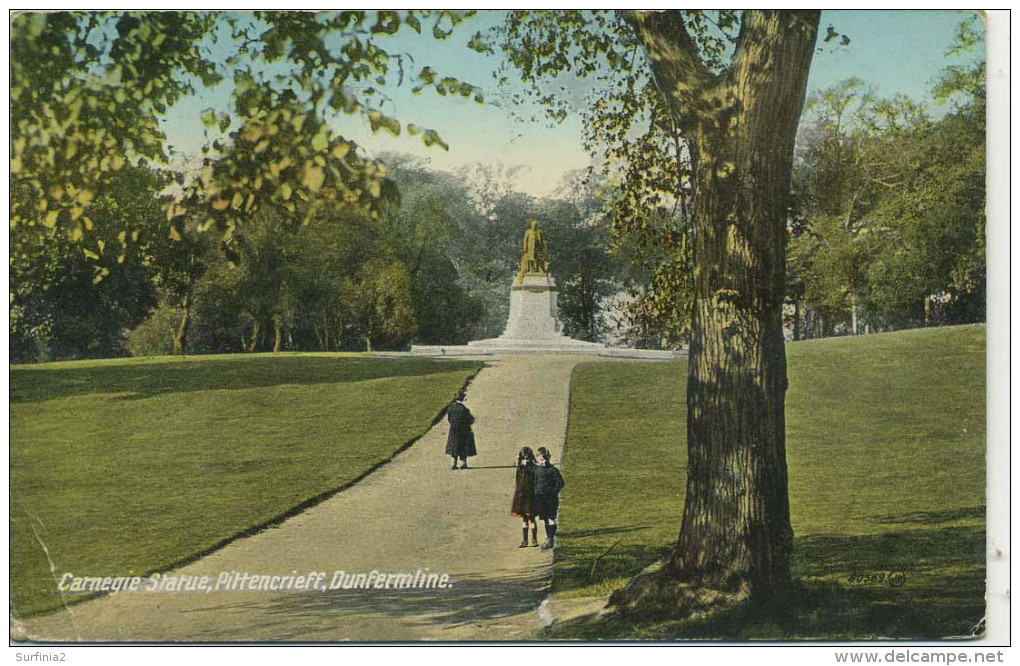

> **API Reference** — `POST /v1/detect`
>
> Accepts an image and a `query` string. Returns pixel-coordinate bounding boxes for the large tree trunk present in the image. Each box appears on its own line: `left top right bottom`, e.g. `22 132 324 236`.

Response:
614 9 819 614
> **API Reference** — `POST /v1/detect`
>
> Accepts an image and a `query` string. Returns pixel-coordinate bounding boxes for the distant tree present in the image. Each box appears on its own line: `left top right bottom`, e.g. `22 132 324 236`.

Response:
347 260 417 352
384 159 487 344
539 197 620 342
789 17 985 335
230 211 294 352
285 209 384 351
791 80 888 335
144 213 220 355
869 16 986 326
10 165 170 361
452 165 536 337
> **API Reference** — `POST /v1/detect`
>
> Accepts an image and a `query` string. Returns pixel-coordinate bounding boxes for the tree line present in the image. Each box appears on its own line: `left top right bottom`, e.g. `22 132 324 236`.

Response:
788 26 985 339
10 156 620 362
9 52 985 362
10 12 984 365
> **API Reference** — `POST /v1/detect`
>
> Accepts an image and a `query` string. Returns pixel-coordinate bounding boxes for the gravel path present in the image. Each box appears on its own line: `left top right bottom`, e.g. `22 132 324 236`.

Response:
16 356 585 642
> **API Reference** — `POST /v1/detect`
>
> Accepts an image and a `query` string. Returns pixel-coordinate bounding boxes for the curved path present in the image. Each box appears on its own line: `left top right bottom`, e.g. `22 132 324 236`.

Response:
16 356 584 642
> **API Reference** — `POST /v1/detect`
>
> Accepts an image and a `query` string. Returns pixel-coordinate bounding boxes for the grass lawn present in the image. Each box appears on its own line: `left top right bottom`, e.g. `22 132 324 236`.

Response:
10 353 481 617
553 324 986 640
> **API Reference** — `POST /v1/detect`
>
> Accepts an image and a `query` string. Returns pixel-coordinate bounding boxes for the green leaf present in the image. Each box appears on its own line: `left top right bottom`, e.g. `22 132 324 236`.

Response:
467 31 493 54
422 129 449 151
201 108 217 128
332 142 351 160
303 165 325 192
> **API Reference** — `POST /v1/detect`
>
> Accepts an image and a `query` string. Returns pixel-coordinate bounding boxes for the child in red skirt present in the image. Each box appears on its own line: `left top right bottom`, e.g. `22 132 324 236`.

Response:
510 447 538 547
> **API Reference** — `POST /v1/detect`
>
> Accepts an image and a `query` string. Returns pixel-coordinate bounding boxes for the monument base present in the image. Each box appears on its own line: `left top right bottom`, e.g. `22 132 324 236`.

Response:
501 273 562 339
409 342 680 360
410 238 682 359
453 273 604 354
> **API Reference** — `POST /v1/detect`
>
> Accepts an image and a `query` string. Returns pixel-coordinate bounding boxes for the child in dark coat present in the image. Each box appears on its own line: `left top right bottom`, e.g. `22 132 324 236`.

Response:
534 447 565 550
510 447 538 547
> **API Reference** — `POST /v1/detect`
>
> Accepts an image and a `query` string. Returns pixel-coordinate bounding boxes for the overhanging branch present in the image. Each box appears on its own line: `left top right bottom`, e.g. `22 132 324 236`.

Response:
627 10 716 124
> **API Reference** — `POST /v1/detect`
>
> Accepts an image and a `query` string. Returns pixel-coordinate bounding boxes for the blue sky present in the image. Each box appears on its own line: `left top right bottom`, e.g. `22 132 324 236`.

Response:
160 10 983 197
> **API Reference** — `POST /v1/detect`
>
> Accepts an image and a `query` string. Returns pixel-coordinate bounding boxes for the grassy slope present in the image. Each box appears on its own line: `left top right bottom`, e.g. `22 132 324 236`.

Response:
10 354 481 617
554 324 985 639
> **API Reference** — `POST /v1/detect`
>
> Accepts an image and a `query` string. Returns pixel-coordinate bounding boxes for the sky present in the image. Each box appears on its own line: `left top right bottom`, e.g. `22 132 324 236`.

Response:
160 10 984 198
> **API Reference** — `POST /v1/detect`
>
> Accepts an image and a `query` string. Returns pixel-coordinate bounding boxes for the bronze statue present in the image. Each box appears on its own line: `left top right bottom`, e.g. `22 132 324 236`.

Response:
516 220 549 282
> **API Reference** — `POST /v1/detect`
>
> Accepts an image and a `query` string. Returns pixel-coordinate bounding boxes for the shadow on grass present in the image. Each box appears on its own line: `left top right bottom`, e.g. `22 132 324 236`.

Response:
11 356 480 403
177 567 550 641
549 514 985 640
872 507 985 526
552 524 659 596
271 568 548 629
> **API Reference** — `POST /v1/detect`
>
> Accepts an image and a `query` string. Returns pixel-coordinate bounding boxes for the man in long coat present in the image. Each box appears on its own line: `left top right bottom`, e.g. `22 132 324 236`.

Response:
446 389 476 470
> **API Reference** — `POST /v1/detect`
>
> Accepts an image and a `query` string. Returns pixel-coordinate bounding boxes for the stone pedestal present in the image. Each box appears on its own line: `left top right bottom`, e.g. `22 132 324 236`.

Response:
464 274 606 353
500 274 562 339
409 221 681 359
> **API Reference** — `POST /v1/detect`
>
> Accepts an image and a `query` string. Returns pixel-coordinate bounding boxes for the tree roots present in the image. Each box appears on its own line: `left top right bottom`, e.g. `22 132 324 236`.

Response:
607 559 754 622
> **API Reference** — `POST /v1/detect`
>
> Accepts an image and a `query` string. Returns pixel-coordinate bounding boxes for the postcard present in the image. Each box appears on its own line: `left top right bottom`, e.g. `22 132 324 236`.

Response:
9 9 995 645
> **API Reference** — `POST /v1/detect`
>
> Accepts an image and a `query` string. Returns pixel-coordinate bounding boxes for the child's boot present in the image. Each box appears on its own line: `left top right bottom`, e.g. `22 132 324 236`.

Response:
541 524 557 550
518 527 529 548
531 526 539 547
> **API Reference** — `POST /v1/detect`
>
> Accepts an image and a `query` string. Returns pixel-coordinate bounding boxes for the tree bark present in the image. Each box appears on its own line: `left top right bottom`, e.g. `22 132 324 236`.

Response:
172 294 191 356
247 320 259 353
273 317 282 354
851 292 859 335
616 10 820 611
792 299 801 341
313 319 324 350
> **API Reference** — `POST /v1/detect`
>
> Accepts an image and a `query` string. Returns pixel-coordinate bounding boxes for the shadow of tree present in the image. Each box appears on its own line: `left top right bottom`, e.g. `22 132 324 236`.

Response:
553 524 659 596
11 356 479 403
871 507 985 526
548 511 985 640
559 525 653 540
258 567 550 630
